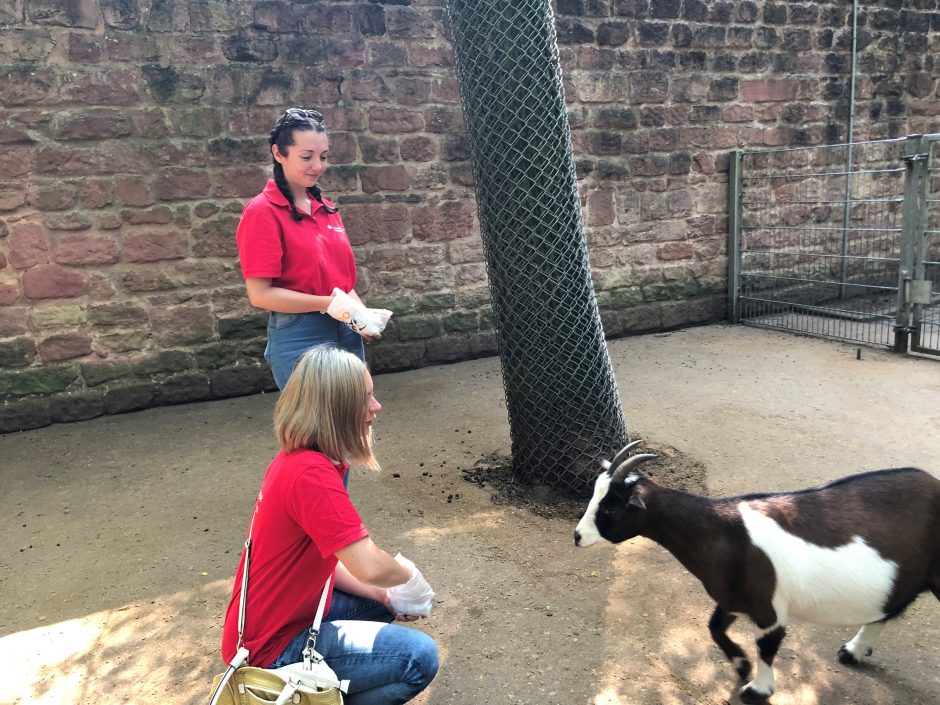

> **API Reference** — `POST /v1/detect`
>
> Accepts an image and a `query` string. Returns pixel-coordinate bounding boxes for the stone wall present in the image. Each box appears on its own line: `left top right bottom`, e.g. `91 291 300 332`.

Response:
0 0 937 433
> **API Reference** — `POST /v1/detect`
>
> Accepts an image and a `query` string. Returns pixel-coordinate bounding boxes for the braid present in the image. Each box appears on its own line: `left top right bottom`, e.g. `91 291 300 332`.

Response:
310 184 338 215
273 163 303 222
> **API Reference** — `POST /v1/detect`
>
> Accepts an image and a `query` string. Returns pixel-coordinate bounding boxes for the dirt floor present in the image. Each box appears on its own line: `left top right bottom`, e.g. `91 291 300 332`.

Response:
2 323 939 705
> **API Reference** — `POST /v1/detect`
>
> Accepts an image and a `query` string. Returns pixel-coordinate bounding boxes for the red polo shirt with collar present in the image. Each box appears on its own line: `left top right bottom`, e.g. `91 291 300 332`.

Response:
221 450 370 668
236 179 357 295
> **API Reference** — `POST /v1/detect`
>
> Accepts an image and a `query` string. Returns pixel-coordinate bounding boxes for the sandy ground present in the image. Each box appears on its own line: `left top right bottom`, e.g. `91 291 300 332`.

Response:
2 323 938 705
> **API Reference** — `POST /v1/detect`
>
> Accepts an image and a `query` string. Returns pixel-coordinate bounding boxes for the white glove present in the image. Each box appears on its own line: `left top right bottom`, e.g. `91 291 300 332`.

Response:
387 554 435 617
326 288 392 337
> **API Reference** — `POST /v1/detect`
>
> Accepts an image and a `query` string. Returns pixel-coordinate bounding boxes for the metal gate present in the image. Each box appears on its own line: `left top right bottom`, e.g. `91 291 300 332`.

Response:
728 134 940 358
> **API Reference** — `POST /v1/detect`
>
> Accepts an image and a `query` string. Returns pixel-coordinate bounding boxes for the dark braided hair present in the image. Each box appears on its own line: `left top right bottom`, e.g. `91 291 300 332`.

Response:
269 108 338 222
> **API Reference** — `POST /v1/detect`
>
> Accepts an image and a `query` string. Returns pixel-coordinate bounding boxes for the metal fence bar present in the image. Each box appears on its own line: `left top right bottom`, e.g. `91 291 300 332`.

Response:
764 198 902 205
728 149 743 323
739 136 908 156
745 251 901 261
743 167 904 180
745 273 898 291
743 226 902 233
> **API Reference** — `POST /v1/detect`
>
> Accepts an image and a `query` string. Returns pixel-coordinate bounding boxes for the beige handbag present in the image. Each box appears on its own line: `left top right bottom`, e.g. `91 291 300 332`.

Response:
209 661 343 705
209 513 348 705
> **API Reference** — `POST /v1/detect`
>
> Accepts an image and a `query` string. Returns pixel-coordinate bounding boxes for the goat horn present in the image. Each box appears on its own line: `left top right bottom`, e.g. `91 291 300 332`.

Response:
612 453 657 476
607 439 644 471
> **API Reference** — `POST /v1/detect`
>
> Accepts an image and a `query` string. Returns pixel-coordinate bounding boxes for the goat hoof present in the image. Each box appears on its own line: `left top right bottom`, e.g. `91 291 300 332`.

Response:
837 646 859 665
739 685 772 704
838 645 873 665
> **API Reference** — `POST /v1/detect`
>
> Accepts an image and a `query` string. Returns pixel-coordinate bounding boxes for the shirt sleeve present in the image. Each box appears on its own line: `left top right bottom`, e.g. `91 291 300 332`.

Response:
288 461 369 557
236 200 284 279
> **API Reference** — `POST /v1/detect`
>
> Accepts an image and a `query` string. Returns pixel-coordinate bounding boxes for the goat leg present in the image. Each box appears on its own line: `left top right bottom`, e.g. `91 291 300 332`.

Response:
838 620 886 665
740 625 785 704
707 605 751 682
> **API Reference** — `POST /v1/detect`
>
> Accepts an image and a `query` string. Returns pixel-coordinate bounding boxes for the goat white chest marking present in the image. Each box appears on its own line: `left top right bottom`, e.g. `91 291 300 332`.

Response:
737 502 897 626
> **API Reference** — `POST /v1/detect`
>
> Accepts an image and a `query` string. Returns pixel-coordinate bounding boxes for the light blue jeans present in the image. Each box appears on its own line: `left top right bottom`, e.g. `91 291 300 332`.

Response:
269 589 439 705
265 312 365 390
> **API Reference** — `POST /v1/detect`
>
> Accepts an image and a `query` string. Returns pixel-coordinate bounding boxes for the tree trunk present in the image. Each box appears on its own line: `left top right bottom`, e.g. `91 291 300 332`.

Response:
445 0 629 495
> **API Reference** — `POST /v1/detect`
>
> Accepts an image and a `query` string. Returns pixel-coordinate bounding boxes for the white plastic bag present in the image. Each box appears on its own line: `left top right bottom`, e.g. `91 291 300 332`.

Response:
387 554 435 617
326 288 392 337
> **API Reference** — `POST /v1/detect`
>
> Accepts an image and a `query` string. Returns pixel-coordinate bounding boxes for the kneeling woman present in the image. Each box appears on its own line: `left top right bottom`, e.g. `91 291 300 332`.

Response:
221 346 439 704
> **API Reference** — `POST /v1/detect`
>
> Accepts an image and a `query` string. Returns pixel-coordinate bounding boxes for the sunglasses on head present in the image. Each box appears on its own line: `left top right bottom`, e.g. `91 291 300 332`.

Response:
284 108 324 122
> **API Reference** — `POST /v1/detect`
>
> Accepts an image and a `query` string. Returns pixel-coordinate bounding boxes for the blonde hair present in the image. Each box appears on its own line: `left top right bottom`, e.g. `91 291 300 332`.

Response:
274 346 378 470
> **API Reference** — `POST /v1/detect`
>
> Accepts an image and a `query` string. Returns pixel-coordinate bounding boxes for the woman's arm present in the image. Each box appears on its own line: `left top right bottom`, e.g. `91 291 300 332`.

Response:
334 560 422 621
333 561 386 601
244 277 333 314
335 536 412 587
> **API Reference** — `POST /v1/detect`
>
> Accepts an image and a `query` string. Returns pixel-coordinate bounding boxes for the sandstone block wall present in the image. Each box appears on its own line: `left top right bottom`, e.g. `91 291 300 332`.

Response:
1 0 938 432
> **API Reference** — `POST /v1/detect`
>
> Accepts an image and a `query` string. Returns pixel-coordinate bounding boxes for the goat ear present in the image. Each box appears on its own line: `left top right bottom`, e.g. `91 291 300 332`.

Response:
628 491 646 510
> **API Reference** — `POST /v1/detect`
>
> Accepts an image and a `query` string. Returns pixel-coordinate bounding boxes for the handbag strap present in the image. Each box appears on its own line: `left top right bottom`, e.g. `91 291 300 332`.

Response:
302 575 332 669
210 503 336 705
235 507 257 652
236 502 333 663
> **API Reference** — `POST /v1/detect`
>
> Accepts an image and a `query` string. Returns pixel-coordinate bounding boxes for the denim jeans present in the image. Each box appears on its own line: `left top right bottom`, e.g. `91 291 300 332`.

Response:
269 589 439 705
265 312 365 390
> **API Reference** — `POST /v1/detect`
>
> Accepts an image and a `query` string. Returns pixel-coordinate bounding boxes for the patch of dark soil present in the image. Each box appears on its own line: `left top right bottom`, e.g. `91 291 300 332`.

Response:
461 437 709 521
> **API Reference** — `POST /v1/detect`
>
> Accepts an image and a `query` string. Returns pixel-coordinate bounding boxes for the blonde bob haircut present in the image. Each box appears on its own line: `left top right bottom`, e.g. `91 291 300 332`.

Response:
274 345 378 470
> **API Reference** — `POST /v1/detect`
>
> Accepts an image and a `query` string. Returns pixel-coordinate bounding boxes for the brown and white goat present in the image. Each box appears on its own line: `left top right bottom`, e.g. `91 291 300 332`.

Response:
573 441 940 703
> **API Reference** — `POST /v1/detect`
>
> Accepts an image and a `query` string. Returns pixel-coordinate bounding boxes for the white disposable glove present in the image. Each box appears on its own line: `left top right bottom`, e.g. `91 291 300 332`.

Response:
387 553 435 617
326 288 392 337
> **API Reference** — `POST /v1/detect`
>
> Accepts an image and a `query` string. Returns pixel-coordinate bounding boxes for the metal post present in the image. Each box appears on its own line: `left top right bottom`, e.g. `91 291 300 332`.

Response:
727 150 743 323
839 0 859 299
895 134 927 353
910 135 934 351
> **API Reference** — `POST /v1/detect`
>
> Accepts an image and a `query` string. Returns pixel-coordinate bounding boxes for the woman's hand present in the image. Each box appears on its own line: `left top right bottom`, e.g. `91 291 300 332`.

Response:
347 289 390 341
334 558 418 621
328 289 389 339
379 589 421 622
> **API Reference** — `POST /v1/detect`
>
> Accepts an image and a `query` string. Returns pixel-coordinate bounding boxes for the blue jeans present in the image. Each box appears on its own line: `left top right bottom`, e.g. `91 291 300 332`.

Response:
269 590 439 705
265 312 365 390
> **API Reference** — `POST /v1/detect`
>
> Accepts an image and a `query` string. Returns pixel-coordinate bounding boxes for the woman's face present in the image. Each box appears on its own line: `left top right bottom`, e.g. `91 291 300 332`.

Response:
272 129 329 192
364 370 382 433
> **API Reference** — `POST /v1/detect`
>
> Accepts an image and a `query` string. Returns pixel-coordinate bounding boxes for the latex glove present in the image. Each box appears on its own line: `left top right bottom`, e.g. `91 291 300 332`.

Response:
387 554 435 617
326 288 392 337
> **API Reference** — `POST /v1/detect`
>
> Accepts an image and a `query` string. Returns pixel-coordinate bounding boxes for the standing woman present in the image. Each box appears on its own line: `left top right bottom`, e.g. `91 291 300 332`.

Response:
236 108 376 389
221 345 439 704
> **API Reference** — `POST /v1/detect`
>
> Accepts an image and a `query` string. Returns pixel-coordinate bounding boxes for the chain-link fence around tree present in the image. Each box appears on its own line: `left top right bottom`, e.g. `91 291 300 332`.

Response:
445 0 629 496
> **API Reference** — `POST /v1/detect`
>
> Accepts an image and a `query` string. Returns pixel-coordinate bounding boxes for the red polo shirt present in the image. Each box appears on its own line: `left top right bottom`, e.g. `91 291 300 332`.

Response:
236 180 357 295
221 450 370 668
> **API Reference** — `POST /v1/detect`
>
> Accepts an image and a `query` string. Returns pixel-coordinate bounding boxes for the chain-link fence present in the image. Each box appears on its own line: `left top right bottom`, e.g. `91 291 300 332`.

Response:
445 0 628 495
